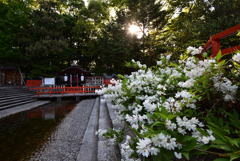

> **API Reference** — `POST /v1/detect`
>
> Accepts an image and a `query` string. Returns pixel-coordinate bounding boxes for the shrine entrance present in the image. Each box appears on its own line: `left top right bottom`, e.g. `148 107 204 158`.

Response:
57 64 91 87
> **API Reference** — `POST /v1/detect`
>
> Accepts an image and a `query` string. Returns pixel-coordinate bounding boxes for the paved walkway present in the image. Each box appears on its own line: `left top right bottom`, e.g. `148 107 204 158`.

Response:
30 99 96 161
0 86 121 160
28 97 120 161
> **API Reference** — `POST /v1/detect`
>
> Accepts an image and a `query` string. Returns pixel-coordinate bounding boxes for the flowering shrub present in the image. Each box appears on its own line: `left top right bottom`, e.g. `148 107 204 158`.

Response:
96 47 240 161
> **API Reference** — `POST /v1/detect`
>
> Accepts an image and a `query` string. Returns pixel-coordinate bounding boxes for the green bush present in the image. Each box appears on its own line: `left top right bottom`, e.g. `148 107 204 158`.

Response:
96 47 240 161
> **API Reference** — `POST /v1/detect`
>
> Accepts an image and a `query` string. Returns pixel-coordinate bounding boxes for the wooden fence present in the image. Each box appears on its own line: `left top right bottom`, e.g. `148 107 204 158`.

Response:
30 86 100 97
199 24 240 59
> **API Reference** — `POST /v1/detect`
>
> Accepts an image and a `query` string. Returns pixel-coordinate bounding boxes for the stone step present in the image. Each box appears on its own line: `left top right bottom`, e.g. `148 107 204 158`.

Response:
0 98 36 107
0 92 34 96
77 97 99 161
97 97 119 161
0 93 34 98
0 99 37 111
0 95 33 101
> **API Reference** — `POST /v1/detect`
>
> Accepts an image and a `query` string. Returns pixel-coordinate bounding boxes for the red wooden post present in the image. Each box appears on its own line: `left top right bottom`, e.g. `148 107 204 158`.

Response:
200 24 240 59
61 87 63 96
211 39 220 58
50 88 52 96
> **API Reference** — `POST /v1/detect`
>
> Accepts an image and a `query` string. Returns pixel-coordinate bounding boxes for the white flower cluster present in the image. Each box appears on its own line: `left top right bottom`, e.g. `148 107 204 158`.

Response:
95 129 107 136
232 52 240 62
96 48 239 160
132 59 147 68
121 135 141 161
187 46 203 55
213 76 238 101
152 133 180 150
136 138 159 157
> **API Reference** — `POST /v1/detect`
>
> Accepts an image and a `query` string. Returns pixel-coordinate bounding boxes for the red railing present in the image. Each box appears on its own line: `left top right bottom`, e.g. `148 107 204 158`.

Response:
199 24 240 59
26 80 42 87
30 86 100 97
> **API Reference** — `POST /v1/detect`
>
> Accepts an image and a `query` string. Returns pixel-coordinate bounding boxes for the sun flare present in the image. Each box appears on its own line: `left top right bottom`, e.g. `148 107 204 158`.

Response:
129 25 139 34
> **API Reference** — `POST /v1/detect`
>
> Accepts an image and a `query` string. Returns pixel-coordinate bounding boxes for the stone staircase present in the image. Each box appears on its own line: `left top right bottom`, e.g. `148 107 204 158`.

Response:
77 96 124 161
0 87 38 110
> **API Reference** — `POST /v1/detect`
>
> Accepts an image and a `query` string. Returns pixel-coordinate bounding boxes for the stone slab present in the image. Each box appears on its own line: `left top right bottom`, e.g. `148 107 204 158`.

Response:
77 97 99 161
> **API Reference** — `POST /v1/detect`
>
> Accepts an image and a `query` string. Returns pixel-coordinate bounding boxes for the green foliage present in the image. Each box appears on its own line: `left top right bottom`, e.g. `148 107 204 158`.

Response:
103 126 126 143
98 51 240 160
0 0 31 66
165 0 240 58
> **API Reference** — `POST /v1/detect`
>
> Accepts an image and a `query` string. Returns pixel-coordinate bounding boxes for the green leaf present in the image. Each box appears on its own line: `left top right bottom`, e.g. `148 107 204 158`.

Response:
230 153 240 161
212 139 226 144
206 110 218 124
203 79 208 88
202 52 208 58
197 128 208 136
129 127 141 138
218 118 223 127
167 115 177 120
199 144 211 151
147 113 155 119
182 152 189 160
151 121 164 128
216 50 222 61
161 106 168 116
207 125 227 141
189 150 207 155
218 60 226 67
233 109 239 119
160 114 167 120
211 144 231 151
153 155 160 161
214 158 230 161
182 135 194 143
194 80 199 88
136 98 141 104
229 139 240 147
169 62 178 68
182 138 198 151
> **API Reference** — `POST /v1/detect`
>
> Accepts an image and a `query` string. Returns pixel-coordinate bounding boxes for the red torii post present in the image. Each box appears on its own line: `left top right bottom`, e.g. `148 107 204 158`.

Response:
198 24 240 59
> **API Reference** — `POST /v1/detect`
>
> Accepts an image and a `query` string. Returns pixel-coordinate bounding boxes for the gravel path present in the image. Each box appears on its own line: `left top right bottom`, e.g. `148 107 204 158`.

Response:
29 98 96 161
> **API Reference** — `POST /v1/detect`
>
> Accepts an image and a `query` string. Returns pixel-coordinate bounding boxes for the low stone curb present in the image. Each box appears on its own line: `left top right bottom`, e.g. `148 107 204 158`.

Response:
77 97 99 161
97 96 119 161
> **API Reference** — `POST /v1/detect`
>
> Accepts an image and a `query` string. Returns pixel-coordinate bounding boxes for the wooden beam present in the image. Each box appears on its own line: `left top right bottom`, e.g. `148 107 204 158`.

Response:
222 45 240 56
212 24 240 40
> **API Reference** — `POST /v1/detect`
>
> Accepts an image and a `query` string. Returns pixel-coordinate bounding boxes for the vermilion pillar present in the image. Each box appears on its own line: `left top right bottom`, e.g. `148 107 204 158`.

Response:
211 39 220 58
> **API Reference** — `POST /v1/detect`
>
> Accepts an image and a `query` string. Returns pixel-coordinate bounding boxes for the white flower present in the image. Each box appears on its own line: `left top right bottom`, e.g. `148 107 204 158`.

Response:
178 127 186 135
136 138 152 157
202 136 210 144
166 54 172 60
149 147 160 156
174 152 182 159
157 60 162 65
224 94 234 101
233 52 240 62
95 129 107 136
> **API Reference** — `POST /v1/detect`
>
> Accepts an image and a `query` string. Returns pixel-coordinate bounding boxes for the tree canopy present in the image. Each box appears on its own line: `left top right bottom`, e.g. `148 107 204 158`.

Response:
0 0 239 78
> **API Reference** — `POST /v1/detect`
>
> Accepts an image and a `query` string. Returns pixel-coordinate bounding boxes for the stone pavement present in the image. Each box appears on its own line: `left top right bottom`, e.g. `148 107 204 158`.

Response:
0 87 122 160
29 97 121 161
